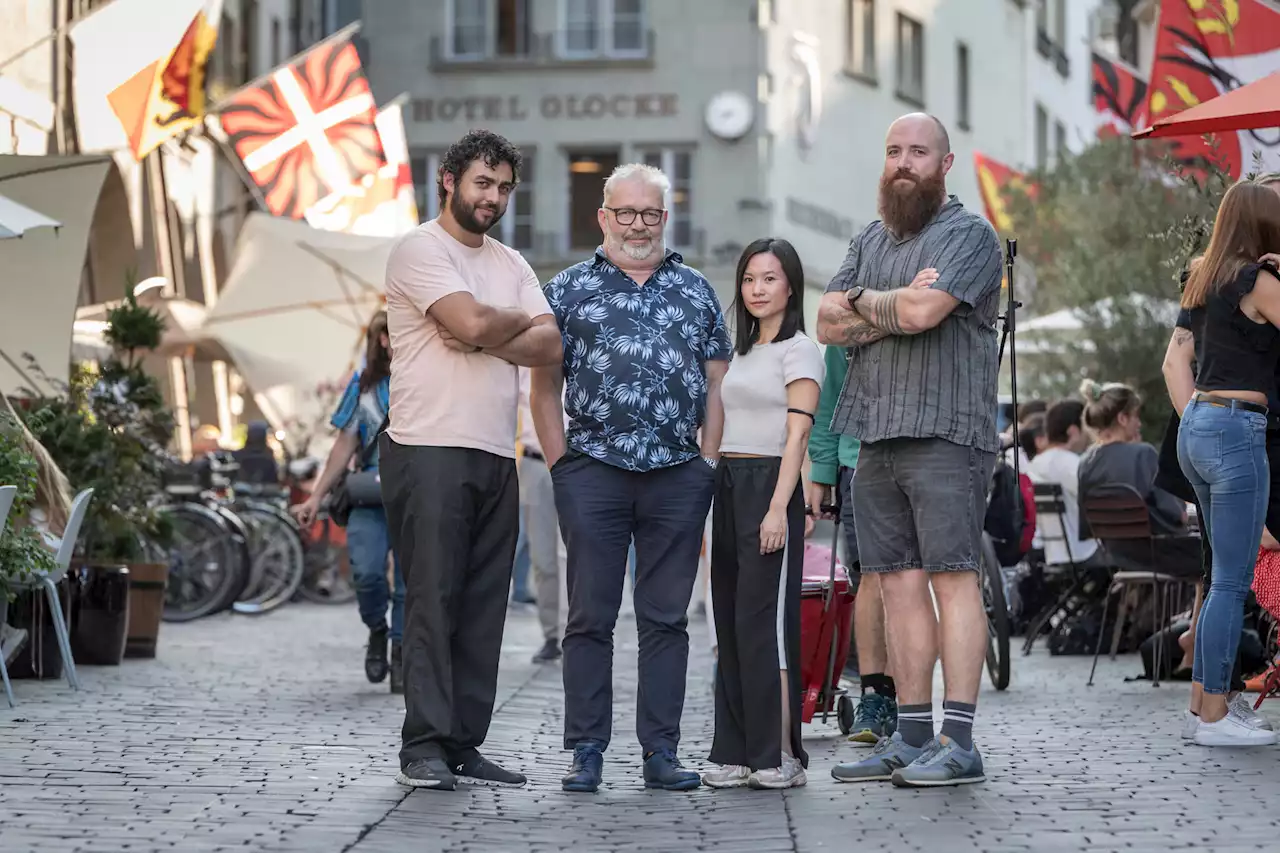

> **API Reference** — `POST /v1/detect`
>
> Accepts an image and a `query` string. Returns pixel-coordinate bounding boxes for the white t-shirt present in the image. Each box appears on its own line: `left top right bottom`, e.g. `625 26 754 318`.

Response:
720 333 825 457
1027 446 1099 565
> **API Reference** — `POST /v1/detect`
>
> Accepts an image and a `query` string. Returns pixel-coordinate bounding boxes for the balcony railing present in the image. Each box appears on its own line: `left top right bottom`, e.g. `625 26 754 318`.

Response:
429 30 656 72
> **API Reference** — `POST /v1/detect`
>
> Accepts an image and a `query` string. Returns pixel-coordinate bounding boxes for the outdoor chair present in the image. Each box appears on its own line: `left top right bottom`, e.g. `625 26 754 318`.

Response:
1022 482 1093 655
1 485 17 707
1082 483 1195 688
7 489 95 700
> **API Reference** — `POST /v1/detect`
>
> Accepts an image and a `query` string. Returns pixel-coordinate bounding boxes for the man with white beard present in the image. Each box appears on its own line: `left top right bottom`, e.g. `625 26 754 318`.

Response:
530 163 731 794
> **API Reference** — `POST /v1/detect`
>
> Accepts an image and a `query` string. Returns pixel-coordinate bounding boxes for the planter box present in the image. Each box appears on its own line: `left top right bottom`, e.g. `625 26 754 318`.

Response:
70 564 130 666
124 562 168 659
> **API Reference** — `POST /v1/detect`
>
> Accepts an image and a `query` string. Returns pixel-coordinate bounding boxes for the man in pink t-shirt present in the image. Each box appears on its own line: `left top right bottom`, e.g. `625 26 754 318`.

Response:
380 130 561 792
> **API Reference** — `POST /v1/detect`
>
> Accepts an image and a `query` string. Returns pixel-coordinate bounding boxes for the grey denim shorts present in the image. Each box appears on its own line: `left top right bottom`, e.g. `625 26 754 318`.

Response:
852 437 996 574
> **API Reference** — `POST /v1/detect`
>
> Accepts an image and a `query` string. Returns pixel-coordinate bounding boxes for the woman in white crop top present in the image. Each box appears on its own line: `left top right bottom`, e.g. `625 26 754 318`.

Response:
702 238 824 791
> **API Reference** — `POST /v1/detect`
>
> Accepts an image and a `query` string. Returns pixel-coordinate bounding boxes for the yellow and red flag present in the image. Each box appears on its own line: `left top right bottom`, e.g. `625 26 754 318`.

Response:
70 0 221 160
304 101 419 236
973 153 1034 234
1145 0 1280 178
216 27 386 220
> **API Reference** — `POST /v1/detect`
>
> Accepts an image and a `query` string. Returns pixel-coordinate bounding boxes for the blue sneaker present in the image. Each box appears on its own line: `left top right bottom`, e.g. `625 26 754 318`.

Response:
562 741 605 793
831 731 923 782
891 736 986 787
848 692 899 745
643 749 701 791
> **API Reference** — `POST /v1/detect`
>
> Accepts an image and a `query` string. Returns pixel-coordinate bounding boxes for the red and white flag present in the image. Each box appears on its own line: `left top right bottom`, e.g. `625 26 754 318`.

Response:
215 25 385 219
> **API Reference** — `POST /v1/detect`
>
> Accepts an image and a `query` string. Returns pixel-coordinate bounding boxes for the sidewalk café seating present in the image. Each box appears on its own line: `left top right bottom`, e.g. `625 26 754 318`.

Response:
1 485 17 707
1082 483 1196 688
1022 482 1093 655
5 489 95 703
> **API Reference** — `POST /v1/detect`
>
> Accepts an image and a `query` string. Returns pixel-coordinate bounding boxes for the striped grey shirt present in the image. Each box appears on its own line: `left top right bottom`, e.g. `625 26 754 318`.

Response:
825 195 1003 453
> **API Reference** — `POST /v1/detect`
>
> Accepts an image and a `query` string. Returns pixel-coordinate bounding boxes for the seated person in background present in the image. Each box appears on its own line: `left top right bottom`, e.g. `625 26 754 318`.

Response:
1027 399 1104 568
1076 379 1200 575
233 421 281 486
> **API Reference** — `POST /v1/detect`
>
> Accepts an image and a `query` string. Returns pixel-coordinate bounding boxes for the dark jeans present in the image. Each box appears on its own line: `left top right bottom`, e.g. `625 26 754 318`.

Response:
346 506 405 643
1177 400 1269 694
379 438 519 767
553 453 716 753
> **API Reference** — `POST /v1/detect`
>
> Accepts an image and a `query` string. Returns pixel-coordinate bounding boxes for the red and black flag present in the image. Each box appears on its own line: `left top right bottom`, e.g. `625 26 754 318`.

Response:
1145 0 1280 178
216 24 385 219
1092 52 1148 137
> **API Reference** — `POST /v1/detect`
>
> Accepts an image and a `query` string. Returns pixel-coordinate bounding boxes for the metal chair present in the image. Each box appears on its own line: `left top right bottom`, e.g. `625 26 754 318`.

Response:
11 489 95 695
1 485 17 707
1022 482 1090 654
1082 483 1187 688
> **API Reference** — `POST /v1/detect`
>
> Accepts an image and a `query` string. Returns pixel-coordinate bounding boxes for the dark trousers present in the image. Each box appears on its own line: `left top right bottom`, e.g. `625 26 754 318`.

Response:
709 458 807 771
553 453 716 753
379 437 519 768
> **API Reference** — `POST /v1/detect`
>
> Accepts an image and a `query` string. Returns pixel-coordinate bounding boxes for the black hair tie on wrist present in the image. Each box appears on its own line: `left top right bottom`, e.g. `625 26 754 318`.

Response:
788 408 816 421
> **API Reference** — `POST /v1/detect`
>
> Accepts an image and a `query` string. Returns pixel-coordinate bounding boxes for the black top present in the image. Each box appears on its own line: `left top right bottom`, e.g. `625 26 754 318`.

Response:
1183 262 1280 401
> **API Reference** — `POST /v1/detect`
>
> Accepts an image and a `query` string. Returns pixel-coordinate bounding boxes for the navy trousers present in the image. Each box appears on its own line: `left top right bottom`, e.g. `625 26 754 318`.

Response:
552 453 716 753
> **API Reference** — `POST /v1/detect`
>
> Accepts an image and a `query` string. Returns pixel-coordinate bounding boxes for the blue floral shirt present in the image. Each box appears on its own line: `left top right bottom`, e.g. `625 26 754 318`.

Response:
330 371 391 471
545 248 732 472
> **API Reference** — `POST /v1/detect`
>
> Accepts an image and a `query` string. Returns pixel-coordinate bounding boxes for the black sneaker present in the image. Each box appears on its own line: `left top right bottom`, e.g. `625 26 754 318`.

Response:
389 642 403 695
532 639 562 663
453 752 527 788
395 758 456 791
365 626 389 683
562 741 605 793
642 749 700 791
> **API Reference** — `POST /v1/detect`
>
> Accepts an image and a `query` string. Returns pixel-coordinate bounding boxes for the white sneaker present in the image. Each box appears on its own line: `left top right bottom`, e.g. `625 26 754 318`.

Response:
701 764 750 789
1228 693 1273 731
1194 713 1279 747
1181 711 1200 741
747 755 807 790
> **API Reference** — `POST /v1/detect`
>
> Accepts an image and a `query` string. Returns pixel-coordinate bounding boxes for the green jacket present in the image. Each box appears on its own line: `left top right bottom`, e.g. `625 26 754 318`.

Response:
808 344 861 486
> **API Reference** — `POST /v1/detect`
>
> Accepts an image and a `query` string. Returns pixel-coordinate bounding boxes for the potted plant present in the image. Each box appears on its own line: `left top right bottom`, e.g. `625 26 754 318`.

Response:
22 286 176 661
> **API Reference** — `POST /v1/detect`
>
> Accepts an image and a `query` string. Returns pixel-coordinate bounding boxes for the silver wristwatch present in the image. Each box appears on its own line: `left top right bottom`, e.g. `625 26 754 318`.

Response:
702 456 719 470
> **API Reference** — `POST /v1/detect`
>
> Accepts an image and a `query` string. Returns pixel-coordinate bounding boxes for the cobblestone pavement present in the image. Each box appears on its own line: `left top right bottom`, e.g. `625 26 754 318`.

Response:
1 601 1277 853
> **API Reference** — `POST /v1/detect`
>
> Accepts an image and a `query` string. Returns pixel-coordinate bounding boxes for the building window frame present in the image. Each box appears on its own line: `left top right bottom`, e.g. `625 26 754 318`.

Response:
639 147 694 252
501 149 535 251
956 41 971 131
411 149 444 224
844 0 877 84
557 0 648 59
1034 103 1049 170
894 12 925 108
1054 119 1067 164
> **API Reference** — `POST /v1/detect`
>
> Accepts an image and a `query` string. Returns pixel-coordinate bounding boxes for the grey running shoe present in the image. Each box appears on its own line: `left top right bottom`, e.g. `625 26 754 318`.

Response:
748 755 807 790
831 732 924 783
848 692 897 745
1229 693 1273 731
891 736 986 788
701 764 750 789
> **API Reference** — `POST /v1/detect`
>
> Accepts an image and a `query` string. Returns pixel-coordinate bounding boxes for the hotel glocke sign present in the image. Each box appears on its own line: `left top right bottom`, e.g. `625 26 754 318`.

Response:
411 93 678 123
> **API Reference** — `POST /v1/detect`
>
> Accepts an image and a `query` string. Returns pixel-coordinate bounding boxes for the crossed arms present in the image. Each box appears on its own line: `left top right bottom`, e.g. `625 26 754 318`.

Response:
428 292 562 366
815 267 961 347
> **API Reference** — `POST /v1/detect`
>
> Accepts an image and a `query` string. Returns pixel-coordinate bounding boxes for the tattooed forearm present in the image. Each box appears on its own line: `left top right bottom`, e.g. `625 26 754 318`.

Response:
817 298 891 347
1172 328 1193 347
853 289 911 336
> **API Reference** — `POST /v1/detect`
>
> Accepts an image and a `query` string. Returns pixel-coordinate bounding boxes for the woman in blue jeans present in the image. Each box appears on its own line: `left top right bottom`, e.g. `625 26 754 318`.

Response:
294 312 406 693
1176 180 1280 747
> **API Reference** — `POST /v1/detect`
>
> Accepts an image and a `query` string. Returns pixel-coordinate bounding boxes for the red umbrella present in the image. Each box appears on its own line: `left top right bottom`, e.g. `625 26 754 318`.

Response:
1133 71 1280 140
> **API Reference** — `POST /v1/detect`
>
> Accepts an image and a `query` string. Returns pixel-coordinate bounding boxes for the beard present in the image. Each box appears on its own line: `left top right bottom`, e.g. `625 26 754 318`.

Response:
607 229 660 262
451 192 505 235
878 167 946 237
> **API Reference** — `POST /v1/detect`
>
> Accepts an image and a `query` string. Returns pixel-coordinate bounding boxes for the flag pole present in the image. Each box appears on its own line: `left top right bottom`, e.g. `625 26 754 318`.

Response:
207 20 363 115
199 115 271 213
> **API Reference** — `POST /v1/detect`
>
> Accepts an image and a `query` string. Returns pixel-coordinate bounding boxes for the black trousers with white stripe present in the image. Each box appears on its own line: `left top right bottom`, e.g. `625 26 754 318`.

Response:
709 457 808 771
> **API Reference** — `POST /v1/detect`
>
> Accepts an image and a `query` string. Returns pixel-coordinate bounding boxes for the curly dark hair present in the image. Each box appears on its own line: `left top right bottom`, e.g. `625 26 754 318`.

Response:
437 129 523 207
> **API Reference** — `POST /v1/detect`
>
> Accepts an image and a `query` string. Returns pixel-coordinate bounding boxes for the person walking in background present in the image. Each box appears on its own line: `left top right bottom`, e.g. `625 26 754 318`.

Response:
380 130 562 790
1174 180 1280 747
817 113 1002 787
518 366 569 663
808 344 897 746
531 162 730 794
701 238 822 791
293 312 405 693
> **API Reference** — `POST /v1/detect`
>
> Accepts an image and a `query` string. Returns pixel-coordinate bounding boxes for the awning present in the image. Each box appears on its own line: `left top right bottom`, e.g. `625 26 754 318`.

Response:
75 293 234 363
201 212 395 441
0 192 60 239
1133 71 1280 140
0 154 114 397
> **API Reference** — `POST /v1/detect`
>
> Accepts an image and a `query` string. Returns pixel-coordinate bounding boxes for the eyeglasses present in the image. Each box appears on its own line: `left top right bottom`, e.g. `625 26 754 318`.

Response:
603 207 664 226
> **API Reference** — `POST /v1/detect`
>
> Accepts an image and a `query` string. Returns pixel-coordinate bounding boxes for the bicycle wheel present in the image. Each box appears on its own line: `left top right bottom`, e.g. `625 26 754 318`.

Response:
233 501 306 615
982 534 1012 691
158 503 240 622
211 505 254 613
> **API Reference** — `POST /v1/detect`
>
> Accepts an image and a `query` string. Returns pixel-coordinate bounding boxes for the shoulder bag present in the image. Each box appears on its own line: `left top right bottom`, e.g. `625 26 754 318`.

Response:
328 413 389 528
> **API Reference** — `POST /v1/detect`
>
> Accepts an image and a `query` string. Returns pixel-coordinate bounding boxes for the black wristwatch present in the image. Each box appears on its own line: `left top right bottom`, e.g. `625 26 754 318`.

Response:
846 285 866 309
